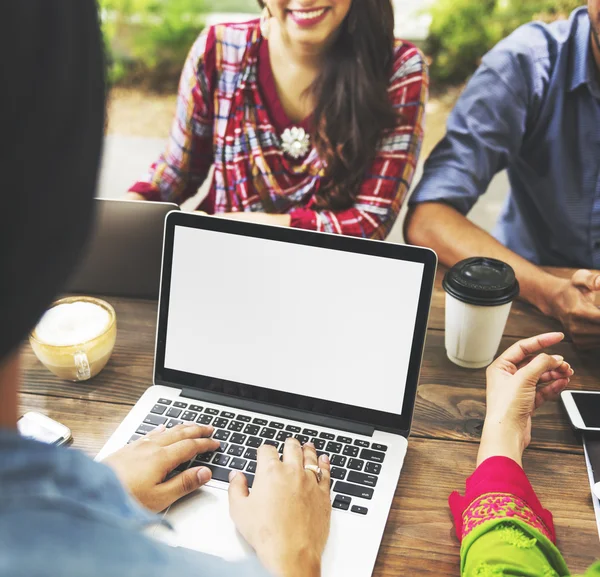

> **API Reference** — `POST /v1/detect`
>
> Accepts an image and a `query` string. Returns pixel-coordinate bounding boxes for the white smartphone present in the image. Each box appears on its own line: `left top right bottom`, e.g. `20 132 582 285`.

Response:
17 411 72 446
561 390 600 432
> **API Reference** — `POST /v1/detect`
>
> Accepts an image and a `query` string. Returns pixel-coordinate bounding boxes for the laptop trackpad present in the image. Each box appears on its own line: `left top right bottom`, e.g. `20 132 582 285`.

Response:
158 484 252 560
152 482 381 577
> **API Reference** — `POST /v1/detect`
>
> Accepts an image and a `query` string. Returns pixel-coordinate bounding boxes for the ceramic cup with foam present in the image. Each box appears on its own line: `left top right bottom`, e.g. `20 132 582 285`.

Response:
30 296 117 381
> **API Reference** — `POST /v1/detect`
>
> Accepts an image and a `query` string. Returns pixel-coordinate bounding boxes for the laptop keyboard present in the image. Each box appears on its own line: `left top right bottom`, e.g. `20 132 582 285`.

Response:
128 397 389 516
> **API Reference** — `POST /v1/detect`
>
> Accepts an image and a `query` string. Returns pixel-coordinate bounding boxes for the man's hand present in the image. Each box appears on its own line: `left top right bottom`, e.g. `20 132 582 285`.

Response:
103 423 219 512
545 270 600 349
478 332 573 467
228 439 331 577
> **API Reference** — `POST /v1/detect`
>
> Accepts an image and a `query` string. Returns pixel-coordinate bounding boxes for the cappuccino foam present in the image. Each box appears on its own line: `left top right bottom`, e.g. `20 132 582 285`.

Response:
35 302 111 346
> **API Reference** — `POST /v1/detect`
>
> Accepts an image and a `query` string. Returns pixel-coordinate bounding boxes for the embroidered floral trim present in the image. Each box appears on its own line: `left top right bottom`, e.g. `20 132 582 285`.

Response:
462 492 553 541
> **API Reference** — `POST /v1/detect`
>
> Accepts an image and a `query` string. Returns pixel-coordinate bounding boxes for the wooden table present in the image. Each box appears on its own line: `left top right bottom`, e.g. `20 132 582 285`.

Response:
19 267 600 575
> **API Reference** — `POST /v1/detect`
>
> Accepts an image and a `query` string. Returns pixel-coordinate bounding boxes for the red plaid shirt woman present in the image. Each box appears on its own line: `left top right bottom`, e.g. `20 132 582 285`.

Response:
130 15 428 239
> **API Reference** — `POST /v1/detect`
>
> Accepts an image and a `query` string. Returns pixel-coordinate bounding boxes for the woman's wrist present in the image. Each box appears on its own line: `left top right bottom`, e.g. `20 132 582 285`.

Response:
477 420 525 468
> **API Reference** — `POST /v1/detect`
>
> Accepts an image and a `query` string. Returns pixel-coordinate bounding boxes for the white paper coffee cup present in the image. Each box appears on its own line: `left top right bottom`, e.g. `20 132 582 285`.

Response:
445 294 513 368
443 258 520 369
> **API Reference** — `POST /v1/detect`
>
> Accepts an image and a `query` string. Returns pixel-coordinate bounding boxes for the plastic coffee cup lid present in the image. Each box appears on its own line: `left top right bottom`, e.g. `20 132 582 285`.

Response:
442 257 520 307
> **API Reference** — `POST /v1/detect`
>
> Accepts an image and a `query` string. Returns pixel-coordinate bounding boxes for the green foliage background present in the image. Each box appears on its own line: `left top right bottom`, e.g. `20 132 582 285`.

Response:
99 0 259 86
426 0 585 83
99 0 585 88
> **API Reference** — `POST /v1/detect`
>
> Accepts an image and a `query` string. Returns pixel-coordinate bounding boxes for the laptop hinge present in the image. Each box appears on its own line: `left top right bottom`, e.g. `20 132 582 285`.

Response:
180 387 375 437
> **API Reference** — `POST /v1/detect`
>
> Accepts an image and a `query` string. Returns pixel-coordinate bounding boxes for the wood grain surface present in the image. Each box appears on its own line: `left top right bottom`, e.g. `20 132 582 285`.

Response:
19 267 600 574
17 393 600 575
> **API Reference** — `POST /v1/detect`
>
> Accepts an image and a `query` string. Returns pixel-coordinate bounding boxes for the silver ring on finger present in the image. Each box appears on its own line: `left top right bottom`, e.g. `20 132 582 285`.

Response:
304 464 322 483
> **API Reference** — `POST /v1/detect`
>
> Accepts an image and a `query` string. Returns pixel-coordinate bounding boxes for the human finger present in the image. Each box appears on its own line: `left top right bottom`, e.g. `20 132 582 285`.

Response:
145 424 167 439
537 363 573 383
227 470 250 539
302 442 320 483
495 333 565 367
515 353 564 385
152 423 214 447
318 453 331 493
535 378 570 409
571 270 600 292
518 354 570 373
155 466 212 510
163 437 220 470
256 443 280 475
282 437 304 468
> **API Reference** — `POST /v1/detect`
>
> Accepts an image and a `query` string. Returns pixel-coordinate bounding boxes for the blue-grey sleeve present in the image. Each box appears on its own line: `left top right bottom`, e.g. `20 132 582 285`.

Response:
162 547 273 577
1 505 276 577
409 40 539 214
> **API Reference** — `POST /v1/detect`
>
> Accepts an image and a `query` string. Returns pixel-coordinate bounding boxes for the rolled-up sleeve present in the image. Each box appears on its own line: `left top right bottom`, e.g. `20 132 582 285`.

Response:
409 41 538 214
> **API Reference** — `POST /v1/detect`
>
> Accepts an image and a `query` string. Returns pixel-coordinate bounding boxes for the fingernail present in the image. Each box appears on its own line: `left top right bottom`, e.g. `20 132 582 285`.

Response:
229 470 238 481
552 355 564 362
320 453 330 464
305 442 314 448
156 424 166 433
197 467 211 484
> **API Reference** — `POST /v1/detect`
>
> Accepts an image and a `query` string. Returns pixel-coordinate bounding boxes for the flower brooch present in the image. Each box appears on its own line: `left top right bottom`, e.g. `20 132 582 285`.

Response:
280 126 310 159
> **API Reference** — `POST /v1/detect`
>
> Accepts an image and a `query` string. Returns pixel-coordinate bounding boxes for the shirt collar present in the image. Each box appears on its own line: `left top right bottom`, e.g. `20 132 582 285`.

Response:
568 8 595 92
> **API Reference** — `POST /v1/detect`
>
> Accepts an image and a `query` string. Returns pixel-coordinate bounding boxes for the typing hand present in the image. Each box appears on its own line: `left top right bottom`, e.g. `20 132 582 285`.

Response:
103 423 219 512
228 440 331 577
478 332 573 467
547 270 600 350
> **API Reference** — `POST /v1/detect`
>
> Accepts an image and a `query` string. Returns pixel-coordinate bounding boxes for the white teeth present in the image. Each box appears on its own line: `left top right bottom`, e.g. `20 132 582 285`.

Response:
292 8 326 20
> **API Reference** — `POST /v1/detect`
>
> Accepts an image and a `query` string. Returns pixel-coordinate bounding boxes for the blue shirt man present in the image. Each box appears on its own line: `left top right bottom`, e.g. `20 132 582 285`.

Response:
406 4 600 348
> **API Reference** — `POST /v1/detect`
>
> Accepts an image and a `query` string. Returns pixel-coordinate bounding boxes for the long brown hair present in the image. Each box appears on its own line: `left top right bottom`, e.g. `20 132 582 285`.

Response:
257 0 398 210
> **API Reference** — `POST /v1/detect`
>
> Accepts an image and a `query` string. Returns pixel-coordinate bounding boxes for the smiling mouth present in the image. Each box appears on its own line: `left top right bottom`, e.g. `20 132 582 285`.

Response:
287 7 330 21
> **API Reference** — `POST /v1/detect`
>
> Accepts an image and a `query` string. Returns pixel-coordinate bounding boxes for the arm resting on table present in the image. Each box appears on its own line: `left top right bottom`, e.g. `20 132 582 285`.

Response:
405 202 564 316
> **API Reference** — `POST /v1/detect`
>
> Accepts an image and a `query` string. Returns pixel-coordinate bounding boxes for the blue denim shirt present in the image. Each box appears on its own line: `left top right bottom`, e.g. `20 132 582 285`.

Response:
0 429 269 577
410 7 600 268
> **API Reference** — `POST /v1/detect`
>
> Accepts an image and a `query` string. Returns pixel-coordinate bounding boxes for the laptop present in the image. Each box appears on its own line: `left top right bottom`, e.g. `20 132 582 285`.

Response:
96 212 437 576
67 198 179 299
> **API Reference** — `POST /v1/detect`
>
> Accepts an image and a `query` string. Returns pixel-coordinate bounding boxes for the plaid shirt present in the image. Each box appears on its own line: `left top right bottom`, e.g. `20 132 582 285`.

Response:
130 20 428 239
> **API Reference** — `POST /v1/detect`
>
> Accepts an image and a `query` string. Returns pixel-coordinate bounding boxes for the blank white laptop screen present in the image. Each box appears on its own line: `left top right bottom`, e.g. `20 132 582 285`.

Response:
164 226 425 416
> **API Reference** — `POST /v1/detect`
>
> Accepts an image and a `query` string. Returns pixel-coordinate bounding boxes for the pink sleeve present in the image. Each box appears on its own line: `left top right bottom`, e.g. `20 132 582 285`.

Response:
449 456 556 544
